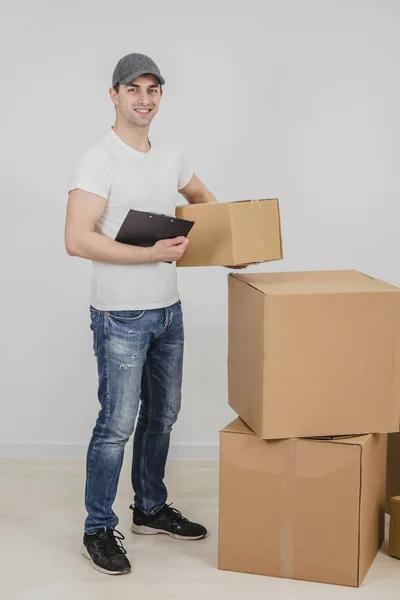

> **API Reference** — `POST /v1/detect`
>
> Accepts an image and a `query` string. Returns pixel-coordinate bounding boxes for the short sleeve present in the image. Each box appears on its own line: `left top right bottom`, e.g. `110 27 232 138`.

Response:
68 148 114 199
177 149 194 191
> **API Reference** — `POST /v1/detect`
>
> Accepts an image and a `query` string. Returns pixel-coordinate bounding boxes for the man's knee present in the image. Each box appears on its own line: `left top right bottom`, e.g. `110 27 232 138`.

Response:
150 399 181 434
103 411 136 444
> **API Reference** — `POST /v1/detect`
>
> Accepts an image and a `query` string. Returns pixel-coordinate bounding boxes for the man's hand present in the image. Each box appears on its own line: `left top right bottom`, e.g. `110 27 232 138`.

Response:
149 237 190 263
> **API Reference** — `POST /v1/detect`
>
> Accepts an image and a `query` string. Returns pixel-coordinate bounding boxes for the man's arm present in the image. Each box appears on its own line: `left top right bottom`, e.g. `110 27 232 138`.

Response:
65 189 189 263
179 173 217 204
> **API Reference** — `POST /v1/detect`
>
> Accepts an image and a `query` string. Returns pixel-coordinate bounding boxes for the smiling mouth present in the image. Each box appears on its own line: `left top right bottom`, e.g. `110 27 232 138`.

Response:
134 108 152 114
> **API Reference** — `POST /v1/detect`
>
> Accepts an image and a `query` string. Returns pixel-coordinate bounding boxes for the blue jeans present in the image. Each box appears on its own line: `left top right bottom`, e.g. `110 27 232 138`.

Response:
84 300 184 534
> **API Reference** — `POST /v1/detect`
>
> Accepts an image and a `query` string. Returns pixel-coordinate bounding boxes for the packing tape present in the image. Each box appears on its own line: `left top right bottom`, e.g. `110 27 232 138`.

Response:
280 438 297 580
250 199 265 247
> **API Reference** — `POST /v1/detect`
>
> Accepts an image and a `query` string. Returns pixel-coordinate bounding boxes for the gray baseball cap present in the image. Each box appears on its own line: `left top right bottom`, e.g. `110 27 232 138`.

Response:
112 53 165 88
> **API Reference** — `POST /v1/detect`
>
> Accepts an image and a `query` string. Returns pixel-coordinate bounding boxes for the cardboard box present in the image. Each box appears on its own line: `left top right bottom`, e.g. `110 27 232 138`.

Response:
219 418 387 587
175 199 282 267
228 270 400 439
389 496 400 559
386 432 400 513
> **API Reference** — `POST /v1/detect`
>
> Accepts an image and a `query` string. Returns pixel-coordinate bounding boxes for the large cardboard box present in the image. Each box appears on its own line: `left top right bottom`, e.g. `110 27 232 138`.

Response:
219 418 387 587
175 199 282 267
228 270 400 439
386 432 400 513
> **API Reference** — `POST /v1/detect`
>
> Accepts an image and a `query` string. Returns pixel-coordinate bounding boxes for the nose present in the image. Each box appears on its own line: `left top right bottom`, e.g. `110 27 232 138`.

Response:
136 90 152 106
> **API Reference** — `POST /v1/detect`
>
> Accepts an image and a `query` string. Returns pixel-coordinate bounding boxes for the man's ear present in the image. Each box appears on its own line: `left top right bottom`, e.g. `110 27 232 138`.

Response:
109 87 119 106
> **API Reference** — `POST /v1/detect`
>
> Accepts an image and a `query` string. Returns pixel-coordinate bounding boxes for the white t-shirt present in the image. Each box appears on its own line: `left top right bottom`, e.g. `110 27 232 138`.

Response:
68 128 194 310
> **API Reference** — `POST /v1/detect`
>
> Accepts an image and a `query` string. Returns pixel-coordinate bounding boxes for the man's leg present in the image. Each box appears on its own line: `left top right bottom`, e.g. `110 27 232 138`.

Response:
84 307 150 533
131 300 184 515
130 300 207 539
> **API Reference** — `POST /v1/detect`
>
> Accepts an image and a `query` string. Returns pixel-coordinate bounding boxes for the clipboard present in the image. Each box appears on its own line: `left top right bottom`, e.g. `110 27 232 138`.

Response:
115 209 195 261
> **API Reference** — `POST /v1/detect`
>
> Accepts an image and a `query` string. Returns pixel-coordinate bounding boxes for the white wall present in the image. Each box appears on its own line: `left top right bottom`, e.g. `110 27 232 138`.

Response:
1 0 399 458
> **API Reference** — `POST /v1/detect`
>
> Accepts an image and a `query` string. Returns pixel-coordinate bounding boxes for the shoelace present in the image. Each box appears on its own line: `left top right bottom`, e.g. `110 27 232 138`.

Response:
95 528 128 556
129 502 190 528
165 504 189 526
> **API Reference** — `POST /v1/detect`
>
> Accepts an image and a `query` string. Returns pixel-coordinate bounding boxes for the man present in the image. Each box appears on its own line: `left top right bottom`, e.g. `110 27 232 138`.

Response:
65 53 217 576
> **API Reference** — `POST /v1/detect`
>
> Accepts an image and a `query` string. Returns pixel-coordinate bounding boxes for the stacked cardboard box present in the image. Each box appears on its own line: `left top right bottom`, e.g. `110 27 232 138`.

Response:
174 199 400 586
219 269 400 587
219 418 386 586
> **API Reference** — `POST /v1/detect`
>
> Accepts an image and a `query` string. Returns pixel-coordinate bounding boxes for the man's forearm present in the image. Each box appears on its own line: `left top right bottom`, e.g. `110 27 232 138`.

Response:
196 188 217 203
66 231 153 264
186 187 217 204
179 173 217 204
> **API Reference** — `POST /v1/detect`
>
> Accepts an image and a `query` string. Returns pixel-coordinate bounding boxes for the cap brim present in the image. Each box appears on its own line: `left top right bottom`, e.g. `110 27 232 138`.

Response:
118 70 165 86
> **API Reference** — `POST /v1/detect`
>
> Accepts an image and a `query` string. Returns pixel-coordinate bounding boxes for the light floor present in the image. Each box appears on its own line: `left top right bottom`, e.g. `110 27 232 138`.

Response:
1 458 400 600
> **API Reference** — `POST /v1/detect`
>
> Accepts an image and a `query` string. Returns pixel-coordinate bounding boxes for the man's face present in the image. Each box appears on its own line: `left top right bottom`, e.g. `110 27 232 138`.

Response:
111 74 163 127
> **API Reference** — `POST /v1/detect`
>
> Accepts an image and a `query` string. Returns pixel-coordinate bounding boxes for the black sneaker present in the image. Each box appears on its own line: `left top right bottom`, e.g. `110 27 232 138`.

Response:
130 503 207 540
81 527 131 575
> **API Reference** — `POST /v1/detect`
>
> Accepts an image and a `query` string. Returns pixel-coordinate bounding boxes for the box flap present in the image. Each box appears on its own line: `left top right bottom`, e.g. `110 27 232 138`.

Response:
232 270 399 296
310 434 372 447
220 418 254 436
221 419 372 447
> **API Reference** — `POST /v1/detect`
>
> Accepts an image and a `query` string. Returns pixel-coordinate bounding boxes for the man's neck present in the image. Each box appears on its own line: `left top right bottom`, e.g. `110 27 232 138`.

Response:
112 123 151 153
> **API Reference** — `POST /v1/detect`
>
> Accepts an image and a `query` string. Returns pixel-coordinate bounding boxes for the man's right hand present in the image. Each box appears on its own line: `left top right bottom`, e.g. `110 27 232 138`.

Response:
149 237 190 263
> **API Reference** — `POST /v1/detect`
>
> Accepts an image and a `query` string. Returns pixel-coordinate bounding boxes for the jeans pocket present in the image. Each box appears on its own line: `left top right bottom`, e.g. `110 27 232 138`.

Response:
89 308 100 356
107 310 146 323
